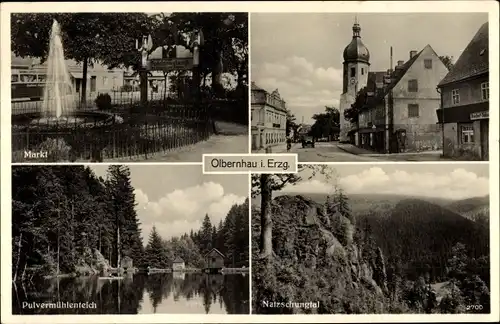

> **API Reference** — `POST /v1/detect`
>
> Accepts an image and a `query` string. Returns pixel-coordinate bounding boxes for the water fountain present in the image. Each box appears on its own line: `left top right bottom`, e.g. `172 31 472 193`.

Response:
12 19 122 130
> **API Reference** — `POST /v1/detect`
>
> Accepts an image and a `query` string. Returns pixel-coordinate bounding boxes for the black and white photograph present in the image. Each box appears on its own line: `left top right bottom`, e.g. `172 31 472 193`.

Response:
250 13 489 162
12 165 250 314
11 12 249 162
251 164 490 314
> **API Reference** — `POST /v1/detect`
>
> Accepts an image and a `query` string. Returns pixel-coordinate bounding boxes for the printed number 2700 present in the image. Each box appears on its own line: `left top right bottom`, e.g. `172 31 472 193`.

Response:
466 305 484 311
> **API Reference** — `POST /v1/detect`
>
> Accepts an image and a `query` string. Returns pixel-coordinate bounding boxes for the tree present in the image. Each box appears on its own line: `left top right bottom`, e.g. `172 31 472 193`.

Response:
106 165 144 267
200 214 213 254
161 13 248 97
343 87 369 124
145 226 168 268
439 55 454 71
286 111 299 138
309 106 340 140
11 13 151 106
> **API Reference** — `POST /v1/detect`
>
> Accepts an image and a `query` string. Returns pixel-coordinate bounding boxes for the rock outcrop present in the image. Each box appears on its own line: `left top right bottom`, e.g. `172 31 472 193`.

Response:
254 195 389 314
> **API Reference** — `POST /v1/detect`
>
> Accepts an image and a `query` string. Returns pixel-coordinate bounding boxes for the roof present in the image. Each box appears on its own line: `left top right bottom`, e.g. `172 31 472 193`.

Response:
438 22 488 86
343 23 370 64
383 48 424 95
204 248 225 259
366 71 386 92
173 257 184 263
251 82 265 92
11 55 33 68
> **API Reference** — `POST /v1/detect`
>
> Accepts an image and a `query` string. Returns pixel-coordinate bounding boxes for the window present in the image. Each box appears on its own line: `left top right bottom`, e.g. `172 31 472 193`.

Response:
11 74 19 82
408 104 419 118
361 68 365 75
452 89 460 105
460 124 474 144
481 82 489 100
351 67 356 77
408 79 418 92
424 59 433 69
103 76 108 86
212 257 216 263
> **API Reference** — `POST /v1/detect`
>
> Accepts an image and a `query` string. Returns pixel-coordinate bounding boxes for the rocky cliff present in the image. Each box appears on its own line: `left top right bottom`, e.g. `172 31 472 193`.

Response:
253 195 393 314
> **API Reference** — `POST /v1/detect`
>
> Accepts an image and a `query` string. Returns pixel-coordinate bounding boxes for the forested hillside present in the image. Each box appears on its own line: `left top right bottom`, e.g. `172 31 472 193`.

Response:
145 201 249 268
12 166 249 281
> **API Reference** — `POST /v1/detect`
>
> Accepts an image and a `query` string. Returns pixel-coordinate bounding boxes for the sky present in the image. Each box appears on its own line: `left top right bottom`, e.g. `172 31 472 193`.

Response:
251 12 488 124
89 165 248 243
280 164 490 200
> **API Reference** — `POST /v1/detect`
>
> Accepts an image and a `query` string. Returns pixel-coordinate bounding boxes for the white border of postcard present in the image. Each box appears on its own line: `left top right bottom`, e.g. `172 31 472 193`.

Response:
1 1 499 323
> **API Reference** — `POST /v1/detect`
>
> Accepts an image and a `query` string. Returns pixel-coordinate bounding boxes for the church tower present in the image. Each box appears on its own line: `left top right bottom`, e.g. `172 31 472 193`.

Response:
338 18 370 143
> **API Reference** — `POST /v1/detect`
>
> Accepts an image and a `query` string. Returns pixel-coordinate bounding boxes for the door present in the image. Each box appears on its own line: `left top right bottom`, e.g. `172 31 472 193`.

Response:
481 120 489 160
75 78 81 93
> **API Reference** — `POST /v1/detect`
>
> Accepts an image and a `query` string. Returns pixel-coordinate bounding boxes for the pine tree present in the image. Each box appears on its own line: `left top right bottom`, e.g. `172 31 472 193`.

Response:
200 214 213 254
106 165 144 267
145 226 168 268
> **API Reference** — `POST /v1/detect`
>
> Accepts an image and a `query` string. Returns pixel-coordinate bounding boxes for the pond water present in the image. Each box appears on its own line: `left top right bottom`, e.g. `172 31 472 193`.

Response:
12 273 249 314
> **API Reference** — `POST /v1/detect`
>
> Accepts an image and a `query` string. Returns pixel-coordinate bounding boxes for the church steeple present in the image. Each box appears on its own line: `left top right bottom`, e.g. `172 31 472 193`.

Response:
352 15 361 38
343 16 370 64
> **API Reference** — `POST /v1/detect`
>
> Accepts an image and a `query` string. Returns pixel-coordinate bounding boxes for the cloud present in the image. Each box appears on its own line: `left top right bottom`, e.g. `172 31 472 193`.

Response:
282 167 489 200
281 179 333 194
252 56 343 123
135 182 246 242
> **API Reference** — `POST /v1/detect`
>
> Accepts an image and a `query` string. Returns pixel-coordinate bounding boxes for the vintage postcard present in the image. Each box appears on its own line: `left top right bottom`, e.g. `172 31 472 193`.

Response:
1 1 498 324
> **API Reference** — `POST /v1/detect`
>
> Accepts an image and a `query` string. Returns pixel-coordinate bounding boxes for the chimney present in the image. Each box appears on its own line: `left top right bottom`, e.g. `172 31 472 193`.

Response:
384 69 392 84
397 60 404 67
410 50 417 59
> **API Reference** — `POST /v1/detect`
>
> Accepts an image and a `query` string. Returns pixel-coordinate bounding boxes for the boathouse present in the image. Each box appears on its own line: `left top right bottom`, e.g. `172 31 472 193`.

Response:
172 257 185 271
204 248 225 272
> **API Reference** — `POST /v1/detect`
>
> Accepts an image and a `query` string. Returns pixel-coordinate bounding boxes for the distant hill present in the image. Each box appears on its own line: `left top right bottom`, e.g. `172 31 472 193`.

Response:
443 196 489 222
360 198 489 281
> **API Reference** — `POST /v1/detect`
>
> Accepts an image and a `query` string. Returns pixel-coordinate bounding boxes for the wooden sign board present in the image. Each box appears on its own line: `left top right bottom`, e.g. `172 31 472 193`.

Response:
149 58 193 71
470 111 489 120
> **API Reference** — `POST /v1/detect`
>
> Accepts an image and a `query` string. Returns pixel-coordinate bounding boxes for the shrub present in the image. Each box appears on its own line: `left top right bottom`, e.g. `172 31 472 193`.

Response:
36 137 71 162
95 93 112 110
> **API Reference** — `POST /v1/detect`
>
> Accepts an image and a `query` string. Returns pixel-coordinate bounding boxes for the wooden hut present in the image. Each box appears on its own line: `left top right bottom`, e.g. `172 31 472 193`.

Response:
172 257 185 271
204 248 225 272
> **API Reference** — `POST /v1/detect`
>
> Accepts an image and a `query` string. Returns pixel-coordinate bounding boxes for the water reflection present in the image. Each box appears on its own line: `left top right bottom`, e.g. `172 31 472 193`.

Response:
12 273 249 314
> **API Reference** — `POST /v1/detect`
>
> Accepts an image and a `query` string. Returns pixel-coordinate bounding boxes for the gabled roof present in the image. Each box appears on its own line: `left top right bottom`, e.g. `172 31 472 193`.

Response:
173 257 184 263
438 22 488 87
383 48 424 95
204 248 225 259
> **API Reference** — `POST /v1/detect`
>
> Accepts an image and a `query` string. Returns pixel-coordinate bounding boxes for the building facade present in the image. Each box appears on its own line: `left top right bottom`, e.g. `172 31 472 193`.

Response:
357 45 449 153
251 82 288 151
204 248 225 269
11 54 125 99
437 22 489 161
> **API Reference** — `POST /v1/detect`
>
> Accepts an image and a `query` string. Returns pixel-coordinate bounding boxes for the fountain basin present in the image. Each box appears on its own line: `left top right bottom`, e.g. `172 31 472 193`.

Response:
12 111 124 131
